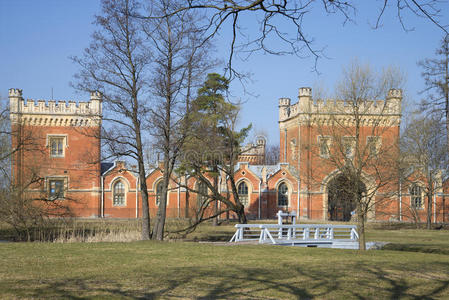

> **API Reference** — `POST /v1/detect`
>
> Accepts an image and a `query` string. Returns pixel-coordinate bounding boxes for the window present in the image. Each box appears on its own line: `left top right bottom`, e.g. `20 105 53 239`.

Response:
342 137 355 159
319 136 330 158
367 136 381 156
113 180 125 206
48 179 64 200
278 182 288 206
49 136 65 157
410 184 423 209
238 181 249 206
156 181 163 206
197 182 208 208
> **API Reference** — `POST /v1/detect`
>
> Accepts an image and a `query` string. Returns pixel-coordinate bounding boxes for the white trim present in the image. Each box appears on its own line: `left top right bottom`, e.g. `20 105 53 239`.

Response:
109 176 131 190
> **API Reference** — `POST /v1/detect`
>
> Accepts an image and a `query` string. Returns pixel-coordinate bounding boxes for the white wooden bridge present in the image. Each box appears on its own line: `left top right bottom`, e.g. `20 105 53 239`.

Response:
229 211 359 249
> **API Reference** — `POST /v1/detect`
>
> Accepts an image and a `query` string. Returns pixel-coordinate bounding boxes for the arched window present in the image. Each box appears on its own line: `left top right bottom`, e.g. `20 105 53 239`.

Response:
278 182 288 206
410 184 423 209
156 181 163 206
197 182 208 208
113 180 125 206
238 181 249 206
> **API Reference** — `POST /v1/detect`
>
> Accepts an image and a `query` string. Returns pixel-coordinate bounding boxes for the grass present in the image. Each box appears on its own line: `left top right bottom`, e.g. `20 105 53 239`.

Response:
366 227 449 255
1 221 449 298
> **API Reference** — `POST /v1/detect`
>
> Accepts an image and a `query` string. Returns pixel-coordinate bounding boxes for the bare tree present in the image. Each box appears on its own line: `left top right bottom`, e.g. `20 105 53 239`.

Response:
265 144 280 165
148 1 448 75
72 0 215 241
72 0 154 240
309 61 404 250
401 114 448 229
145 0 216 240
419 34 449 151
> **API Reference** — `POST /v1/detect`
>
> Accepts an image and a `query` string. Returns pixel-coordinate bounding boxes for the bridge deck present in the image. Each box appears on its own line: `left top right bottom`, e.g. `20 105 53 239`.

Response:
230 223 360 250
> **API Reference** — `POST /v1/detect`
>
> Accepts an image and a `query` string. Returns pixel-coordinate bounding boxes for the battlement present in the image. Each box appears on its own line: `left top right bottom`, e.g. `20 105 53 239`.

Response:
298 87 312 97
9 89 102 127
279 87 402 124
279 97 291 106
90 91 103 101
9 88 23 97
387 89 402 98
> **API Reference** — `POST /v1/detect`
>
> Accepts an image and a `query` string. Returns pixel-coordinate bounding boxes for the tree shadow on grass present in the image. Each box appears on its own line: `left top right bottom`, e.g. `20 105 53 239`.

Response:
4 261 449 299
350 262 449 300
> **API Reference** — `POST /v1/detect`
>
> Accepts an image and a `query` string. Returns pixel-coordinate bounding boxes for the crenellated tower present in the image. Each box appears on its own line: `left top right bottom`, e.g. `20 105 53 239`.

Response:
278 86 402 221
9 89 103 217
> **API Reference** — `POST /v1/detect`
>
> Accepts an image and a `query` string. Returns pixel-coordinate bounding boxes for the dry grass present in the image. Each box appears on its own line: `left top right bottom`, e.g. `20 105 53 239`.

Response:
1 220 449 298
1 240 448 299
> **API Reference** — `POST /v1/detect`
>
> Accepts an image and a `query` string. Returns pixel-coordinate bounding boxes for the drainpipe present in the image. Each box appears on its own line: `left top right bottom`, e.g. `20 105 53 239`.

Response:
101 175 104 218
284 128 287 162
297 179 300 221
258 180 261 220
399 179 402 222
136 176 139 219
177 184 181 218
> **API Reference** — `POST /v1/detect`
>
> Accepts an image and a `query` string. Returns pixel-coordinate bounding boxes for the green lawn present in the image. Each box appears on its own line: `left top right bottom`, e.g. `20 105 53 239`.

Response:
1 230 449 299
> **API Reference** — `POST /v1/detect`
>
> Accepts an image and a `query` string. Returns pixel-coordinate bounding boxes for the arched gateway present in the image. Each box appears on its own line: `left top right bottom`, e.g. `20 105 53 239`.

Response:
327 174 366 221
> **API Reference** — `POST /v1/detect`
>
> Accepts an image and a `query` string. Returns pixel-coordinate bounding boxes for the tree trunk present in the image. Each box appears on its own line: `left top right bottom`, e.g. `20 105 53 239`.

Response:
212 168 218 226
152 157 170 240
357 205 366 250
185 190 190 218
444 50 449 154
140 182 151 240
426 190 433 230
135 120 151 240
237 204 247 224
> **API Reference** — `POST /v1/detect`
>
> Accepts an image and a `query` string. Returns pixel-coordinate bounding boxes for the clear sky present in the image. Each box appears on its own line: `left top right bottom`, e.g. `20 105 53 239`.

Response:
1 1 448 146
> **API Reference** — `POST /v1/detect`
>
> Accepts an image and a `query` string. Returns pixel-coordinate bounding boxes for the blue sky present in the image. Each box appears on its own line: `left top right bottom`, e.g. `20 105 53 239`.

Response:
1 1 448 146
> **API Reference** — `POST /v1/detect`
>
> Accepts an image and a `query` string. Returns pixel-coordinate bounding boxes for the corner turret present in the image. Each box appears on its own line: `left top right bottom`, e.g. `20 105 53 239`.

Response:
386 89 402 114
9 88 23 114
298 87 312 112
279 97 291 120
90 91 103 115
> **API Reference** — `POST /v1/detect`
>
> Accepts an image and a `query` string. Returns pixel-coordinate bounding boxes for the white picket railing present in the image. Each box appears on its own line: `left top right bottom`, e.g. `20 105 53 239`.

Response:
230 223 358 245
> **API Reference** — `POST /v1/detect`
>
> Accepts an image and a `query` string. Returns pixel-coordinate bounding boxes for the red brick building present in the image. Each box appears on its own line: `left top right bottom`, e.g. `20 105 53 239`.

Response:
9 88 449 222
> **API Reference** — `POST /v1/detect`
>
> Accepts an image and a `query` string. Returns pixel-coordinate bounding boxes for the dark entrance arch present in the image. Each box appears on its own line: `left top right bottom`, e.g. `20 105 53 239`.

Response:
327 174 366 221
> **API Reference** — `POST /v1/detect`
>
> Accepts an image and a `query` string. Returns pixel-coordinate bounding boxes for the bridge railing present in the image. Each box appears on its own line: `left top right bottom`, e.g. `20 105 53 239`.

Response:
230 224 358 244
229 224 263 242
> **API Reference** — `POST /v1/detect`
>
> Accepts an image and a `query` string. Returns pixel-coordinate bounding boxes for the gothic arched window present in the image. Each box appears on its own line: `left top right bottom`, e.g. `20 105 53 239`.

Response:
278 183 288 206
410 184 423 209
156 181 163 206
238 181 249 206
113 180 125 206
197 182 208 208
